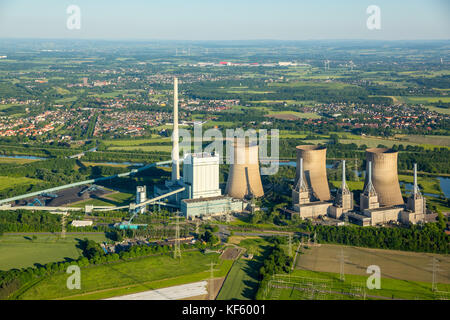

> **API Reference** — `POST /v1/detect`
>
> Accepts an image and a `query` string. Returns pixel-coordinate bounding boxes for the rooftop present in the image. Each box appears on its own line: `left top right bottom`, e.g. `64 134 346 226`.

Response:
182 195 230 204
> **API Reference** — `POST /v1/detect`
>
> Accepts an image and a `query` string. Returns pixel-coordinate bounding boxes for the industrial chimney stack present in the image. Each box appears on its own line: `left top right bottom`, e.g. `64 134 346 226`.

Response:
171 77 180 181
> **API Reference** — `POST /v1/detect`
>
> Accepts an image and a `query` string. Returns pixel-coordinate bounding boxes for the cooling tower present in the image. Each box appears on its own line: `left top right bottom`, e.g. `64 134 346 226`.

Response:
294 145 330 201
225 140 264 199
364 148 404 207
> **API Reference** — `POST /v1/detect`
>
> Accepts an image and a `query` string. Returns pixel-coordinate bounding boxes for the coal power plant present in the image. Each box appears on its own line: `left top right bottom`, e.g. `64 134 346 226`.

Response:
150 77 426 226
289 144 426 226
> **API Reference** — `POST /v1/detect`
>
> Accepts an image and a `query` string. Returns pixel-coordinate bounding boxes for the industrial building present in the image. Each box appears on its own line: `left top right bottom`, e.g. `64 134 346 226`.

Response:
225 139 264 199
151 78 427 226
154 77 245 219
136 186 147 214
400 163 426 224
364 148 404 207
329 160 353 219
290 144 426 226
291 145 333 219
182 152 221 199
294 145 331 201
181 196 244 219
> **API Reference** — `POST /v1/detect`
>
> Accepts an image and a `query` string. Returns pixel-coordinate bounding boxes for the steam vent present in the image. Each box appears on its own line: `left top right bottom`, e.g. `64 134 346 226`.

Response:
364 148 404 207
225 140 264 199
294 145 331 201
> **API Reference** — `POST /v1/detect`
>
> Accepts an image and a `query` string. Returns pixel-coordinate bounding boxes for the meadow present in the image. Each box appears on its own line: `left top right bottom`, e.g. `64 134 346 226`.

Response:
295 244 449 285
0 176 41 192
262 269 449 300
0 157 38 164
217 237 272 300
0 233 107 271
17 250 232 300
261 242 450 300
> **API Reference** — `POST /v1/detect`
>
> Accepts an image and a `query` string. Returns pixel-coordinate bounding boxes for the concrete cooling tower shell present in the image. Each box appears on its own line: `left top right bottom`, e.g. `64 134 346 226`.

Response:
294 145 330 201
225 142 264 199
364 148 404 207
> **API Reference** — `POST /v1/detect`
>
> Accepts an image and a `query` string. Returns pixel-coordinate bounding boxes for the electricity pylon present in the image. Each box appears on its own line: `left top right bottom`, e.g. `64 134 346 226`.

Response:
337 248 349 282
428 257 442 292
174 213 181 259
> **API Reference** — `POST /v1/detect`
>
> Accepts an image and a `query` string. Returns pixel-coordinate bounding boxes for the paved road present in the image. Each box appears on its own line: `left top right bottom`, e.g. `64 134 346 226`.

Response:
105 281 208 300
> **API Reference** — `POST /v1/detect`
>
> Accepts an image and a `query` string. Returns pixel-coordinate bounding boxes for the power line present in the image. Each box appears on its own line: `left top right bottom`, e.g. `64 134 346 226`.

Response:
337 248 349 282
427 257 443 292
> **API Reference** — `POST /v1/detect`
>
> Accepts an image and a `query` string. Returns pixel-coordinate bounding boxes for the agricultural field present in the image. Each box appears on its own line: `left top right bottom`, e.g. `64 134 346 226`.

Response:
265 110 320 120
423 105 450 115
0 157 38 164
261 269 449 300
394 135 450 147
0 233 107 271
16 250 232 300
109 145 172 152
295 244 449 285
338 136 449 149
81 161 129 168
102 136 169 146
259 243 450 300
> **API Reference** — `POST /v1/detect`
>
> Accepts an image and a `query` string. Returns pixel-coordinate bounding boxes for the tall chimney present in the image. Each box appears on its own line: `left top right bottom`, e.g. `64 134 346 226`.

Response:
413 163 421 197
297 157 307 191
171 77 180 181
342 160 347 190
363 160 377 196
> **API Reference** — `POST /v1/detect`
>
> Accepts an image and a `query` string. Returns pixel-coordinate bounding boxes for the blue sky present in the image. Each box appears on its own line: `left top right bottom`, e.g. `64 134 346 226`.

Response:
0 0 448 40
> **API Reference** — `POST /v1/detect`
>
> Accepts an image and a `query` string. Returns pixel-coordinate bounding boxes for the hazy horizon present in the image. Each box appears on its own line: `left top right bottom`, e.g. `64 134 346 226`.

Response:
0 0 449 41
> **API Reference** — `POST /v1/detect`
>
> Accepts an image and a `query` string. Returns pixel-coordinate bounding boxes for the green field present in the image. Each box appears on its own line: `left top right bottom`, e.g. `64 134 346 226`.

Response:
262 269 449 300
0 176 41 191
217 238 271 300
0 233 107 271
395 135 450 147
109 145 172 152
0 157 38 164
102 137 170 146
17 250 232 300
338 136 449 149
266 110 320 119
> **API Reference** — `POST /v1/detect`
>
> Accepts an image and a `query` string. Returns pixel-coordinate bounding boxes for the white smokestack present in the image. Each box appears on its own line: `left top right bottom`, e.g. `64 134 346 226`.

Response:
342 160 347 189
171 77 180 181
